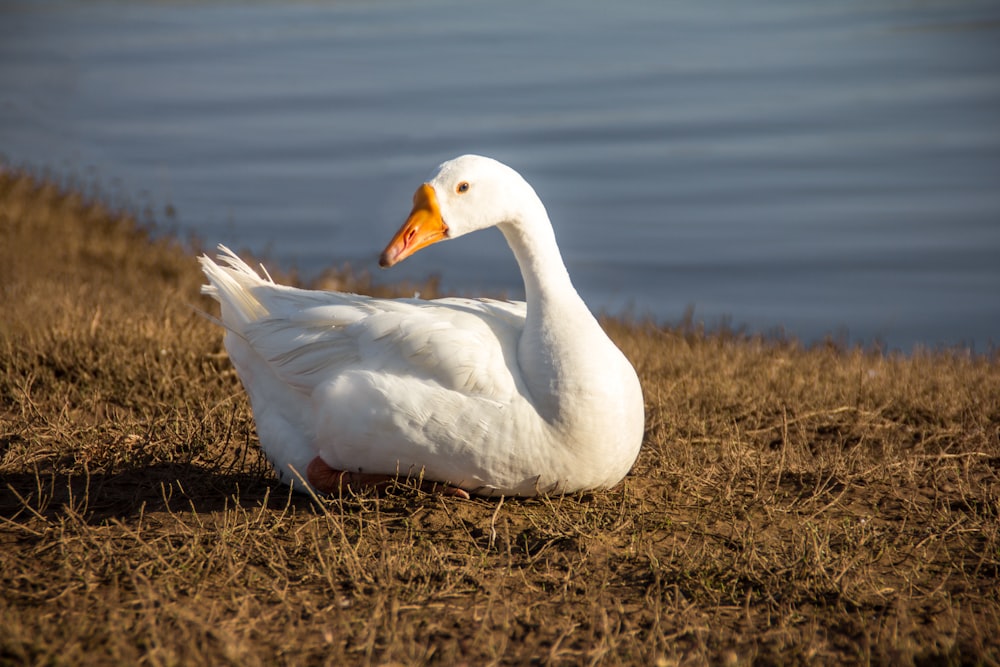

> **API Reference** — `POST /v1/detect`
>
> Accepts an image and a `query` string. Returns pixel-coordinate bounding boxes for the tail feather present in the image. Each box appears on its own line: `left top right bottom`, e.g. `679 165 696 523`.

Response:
199 244 272 327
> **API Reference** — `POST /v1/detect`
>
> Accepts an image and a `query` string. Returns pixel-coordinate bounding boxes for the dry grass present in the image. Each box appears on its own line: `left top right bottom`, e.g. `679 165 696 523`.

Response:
1 165 998 666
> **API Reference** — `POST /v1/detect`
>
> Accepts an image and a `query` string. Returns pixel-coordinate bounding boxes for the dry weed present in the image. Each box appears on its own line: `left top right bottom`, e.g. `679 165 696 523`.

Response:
1 167 998 665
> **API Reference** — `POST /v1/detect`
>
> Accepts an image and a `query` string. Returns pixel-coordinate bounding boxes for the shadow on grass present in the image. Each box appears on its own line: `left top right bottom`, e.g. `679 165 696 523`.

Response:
0 463 309 525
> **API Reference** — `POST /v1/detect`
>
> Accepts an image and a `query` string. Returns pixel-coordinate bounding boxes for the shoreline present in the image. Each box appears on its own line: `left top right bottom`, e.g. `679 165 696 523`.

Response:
3 160 994 357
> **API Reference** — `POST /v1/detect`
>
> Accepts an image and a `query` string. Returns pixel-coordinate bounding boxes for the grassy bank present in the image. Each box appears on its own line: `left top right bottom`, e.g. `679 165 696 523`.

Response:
1 167 998 666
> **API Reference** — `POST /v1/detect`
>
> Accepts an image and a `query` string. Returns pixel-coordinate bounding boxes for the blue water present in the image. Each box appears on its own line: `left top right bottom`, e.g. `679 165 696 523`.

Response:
2 0 999 350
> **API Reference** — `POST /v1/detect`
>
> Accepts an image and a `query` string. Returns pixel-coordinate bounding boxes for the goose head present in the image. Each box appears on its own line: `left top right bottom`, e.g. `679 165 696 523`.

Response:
379 155 541 268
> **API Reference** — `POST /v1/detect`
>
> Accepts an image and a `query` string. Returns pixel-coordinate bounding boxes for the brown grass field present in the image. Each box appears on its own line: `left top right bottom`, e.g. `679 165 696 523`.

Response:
1 166 998 666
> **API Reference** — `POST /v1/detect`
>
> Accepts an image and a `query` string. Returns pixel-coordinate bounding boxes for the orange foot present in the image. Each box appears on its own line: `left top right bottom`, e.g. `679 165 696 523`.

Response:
306 456 471 499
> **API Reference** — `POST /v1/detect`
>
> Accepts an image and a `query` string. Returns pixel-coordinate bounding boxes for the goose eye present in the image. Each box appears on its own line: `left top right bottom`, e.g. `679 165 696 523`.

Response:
456 182 470 194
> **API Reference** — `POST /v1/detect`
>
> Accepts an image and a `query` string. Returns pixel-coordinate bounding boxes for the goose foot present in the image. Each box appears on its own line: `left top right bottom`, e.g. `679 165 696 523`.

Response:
306 456 471 499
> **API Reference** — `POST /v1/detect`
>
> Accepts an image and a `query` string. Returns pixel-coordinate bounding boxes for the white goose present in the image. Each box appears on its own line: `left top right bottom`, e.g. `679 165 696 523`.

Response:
200 155 644 497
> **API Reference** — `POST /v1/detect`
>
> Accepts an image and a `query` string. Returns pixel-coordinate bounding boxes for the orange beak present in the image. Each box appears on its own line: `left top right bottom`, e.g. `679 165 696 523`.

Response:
379 183 449 268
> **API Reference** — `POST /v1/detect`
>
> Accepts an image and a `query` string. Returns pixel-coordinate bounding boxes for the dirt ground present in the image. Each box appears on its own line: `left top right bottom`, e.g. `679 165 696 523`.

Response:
1 167 998 666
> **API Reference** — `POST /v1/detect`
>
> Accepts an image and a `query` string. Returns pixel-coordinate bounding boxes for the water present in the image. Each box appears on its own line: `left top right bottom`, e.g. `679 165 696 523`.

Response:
2 0 999 351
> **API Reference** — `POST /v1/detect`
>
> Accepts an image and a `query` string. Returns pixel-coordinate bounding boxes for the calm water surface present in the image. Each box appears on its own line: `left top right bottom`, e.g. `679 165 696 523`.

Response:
2 0 999 350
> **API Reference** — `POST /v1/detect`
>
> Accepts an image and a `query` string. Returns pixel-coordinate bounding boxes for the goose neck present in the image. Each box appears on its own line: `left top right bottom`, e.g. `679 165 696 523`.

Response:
498 214 575 316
